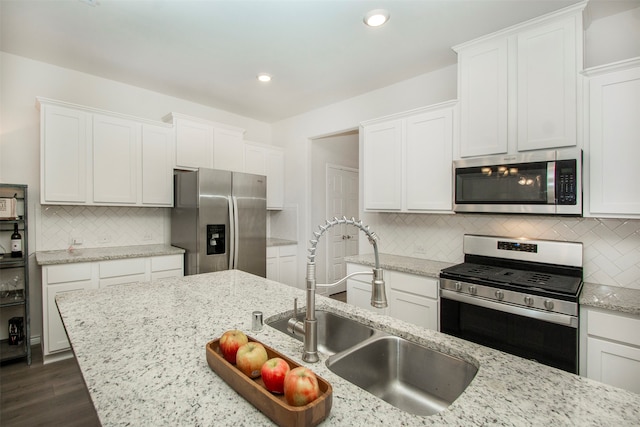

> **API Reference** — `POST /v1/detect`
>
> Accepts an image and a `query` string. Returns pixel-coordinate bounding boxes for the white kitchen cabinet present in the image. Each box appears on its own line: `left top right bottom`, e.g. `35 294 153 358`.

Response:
168 113 245 171
142 124 174 206
583 58 640 218
37 98 175 207
387 270 439 330
582 307 640 394
39 102 89 204
92 114 140 204
41 254 183 363
244 141 285 210
361 102 455 213
42 263 97 358
454 3 585 158
266 245 297 287
346 263 438 329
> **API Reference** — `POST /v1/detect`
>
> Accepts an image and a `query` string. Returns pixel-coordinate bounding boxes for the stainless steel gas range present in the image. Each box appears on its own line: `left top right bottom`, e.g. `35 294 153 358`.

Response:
439 234 583 374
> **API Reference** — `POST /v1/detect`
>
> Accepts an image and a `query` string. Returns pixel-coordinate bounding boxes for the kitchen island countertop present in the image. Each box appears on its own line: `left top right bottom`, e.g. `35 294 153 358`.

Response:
56 270 640 426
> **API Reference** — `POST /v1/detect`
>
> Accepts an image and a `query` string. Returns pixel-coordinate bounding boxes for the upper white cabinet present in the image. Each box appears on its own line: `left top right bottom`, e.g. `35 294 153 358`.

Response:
92 114 139 204
39 103 89 204
37 98 174 207
454 3 585 158
244 141 285 210
361 102 455 213
583 58 640 218
166 113 245 172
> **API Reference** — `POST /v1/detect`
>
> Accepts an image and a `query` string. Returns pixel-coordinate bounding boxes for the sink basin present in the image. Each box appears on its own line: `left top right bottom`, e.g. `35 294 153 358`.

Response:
326 335 478 416
266 309 376 355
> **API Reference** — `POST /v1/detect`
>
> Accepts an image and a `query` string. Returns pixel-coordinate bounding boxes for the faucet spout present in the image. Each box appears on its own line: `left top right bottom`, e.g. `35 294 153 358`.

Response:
288 217 387 363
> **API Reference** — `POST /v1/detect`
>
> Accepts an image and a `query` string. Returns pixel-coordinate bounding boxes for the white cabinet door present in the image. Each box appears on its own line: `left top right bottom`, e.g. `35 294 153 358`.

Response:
362 120 403 210
213 128 244 172
93 114 139 204
142 124 174 206
265 149 284 210
244 142 285 210
278 256 297 287
517 17 578 151
46 280 95 354
175 118 214 169
586 336 640 394
388 291 438 330
405 108 453 211
40 103 88 204
457 37 509 157
586 61 640 217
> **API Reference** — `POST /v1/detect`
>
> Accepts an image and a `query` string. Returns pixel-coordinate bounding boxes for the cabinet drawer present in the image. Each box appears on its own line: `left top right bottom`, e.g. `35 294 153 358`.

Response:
46 263 93 284
587 309 640 347
99 258 146 278
151 255 183 272
278 245 297 257
387 270 438 299
267 246 278 258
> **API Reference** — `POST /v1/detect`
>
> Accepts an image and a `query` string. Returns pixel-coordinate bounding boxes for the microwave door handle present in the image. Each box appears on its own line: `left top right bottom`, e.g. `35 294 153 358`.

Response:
547 162 556 205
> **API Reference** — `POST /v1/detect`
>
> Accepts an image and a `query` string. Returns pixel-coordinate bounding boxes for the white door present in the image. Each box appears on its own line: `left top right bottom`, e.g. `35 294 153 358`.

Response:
326 165 359 293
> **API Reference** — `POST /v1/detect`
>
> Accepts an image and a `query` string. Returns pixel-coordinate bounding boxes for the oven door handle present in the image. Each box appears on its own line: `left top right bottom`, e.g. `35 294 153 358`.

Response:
440 289 579 328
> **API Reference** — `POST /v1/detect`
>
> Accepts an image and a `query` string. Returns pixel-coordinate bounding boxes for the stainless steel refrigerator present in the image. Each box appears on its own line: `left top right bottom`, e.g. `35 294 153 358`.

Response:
171 168 266 277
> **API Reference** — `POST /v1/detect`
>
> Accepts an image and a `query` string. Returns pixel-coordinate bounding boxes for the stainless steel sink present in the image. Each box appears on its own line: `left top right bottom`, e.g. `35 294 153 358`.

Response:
326 335 478 416
266 309 376 355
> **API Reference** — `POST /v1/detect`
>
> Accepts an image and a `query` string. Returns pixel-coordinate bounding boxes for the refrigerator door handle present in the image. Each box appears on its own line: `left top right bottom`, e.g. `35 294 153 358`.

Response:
232 195 240 269
228 196 235 270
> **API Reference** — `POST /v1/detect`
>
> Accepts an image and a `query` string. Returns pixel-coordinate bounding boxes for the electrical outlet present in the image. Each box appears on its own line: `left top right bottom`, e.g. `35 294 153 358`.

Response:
414 244 426 254
70 236 83 245
142 233 153 241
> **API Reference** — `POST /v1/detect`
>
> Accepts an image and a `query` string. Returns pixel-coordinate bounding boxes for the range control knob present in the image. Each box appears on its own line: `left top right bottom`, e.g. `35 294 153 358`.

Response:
544 300 555 311
454 282 462 292
495 290 504 301
469 285 477 295
524 296 534 307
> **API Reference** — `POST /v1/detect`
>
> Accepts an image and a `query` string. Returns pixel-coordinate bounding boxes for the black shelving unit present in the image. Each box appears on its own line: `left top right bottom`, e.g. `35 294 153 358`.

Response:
0 184 31 365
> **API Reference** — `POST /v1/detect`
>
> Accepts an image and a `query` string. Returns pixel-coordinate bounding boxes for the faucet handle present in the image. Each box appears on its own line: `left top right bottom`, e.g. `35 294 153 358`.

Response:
293 297 298 317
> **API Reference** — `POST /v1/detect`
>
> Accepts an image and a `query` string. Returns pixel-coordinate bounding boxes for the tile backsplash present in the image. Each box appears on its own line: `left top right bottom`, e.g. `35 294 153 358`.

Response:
37 205 168 251
375 213 640 290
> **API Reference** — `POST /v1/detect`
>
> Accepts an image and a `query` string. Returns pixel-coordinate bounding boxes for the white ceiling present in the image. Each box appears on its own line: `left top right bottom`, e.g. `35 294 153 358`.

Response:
1 0 637 123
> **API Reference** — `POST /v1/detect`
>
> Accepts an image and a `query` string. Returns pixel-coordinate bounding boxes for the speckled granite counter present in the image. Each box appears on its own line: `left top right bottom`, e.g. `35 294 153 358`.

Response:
267 238 297 247
580 282 640 316
56 270 640 426
346 253 640 317
35 244 185 265
344 253 454 279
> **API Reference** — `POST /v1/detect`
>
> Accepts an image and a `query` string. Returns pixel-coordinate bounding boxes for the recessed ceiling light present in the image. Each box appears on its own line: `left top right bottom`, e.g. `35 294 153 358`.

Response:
363 9 390 27
257 73 272 83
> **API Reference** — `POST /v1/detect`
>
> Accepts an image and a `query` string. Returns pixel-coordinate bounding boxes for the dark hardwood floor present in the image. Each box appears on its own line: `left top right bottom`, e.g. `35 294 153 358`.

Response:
0 292 347 427
1 345 100 427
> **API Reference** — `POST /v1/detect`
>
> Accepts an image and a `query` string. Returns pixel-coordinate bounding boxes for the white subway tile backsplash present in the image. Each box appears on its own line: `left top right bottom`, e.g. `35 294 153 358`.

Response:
38 205 168 251
375 213 640 290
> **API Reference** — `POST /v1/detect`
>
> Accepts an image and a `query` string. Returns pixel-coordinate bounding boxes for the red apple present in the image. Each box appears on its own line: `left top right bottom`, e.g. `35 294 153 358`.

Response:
219 330 248 364
261 357 291 394
236 342 268 378
284 366 320 406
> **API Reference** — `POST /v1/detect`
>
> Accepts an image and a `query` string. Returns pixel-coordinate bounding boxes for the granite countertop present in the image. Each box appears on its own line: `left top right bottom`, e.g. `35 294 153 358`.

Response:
56 270 640 426
35 244 185 265
346 253 640 316
267 237 297 247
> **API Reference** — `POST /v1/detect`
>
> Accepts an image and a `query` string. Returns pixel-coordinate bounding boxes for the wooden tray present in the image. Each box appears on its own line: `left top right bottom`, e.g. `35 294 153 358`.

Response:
206 336 332 427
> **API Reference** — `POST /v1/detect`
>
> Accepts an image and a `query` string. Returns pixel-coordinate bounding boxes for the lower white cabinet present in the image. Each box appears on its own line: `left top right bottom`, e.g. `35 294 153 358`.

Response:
266 245 297 287
581 307 640 394
346 263 439 329
41 254 183 363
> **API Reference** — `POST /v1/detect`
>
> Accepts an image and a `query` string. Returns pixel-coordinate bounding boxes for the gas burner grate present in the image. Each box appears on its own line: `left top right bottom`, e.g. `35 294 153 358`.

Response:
466 265 496 275
525 273 553 286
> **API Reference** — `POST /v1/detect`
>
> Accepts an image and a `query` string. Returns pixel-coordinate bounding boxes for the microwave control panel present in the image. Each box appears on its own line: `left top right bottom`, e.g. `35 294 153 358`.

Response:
556 160 577 205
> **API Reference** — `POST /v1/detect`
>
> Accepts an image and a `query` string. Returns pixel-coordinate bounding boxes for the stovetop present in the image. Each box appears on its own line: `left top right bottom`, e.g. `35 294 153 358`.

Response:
440 261 583 298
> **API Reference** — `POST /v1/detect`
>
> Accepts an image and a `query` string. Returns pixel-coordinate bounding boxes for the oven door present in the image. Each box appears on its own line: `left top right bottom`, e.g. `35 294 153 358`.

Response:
440 290 578 374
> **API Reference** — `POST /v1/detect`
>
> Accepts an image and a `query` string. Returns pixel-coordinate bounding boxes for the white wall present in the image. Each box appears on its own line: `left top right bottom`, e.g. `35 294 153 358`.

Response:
0 52 272 341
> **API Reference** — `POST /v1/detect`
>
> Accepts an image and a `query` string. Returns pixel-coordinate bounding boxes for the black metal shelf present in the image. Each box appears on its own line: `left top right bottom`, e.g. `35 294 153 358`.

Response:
0 183 30 365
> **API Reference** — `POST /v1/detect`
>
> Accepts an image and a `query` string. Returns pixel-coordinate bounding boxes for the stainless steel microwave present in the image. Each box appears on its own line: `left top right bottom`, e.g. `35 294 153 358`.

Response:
453 148 582 215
